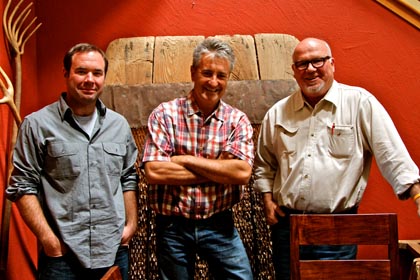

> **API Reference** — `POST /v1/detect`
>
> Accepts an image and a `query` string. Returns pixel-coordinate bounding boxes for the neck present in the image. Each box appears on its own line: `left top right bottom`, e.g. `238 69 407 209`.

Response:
65 96 97 116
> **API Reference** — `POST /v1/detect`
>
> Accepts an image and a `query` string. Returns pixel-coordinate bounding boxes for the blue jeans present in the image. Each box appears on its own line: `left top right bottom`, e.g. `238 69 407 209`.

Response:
38 245 129 280
271 216 357 280
155 211 253 280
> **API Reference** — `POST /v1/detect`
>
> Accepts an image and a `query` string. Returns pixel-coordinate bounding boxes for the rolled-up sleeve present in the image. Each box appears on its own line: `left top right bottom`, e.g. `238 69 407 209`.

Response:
6 118 43 201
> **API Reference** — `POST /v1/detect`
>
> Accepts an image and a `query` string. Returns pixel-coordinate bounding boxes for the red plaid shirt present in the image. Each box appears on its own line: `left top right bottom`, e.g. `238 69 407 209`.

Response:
142 92 254 219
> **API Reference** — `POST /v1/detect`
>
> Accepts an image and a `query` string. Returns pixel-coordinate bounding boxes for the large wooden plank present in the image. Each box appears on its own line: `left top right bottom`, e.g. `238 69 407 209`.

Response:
105 37 155 85
255 33 299 80
102 34 300 125
215 35 259 81
153 36 204 83
103 79 297 127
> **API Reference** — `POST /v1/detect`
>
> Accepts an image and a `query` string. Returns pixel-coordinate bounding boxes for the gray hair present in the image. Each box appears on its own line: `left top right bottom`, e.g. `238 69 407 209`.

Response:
192 37 235 72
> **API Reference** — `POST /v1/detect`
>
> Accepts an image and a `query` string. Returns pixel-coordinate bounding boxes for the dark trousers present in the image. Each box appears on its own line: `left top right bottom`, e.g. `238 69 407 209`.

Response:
38 245 129 280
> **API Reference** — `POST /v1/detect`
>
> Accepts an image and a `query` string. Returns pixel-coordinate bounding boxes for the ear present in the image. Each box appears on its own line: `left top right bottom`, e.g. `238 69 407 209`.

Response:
63 67 69 78
330 57 335 72
190 65 195 81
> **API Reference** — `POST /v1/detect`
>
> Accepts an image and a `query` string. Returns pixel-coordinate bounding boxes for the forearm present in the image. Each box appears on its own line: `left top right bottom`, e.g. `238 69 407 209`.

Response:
144 161 209 185
123 190 138 230
409 183 420 217
15 195 62 255
121 190 138 245
173 154 252 185
409 183 420 198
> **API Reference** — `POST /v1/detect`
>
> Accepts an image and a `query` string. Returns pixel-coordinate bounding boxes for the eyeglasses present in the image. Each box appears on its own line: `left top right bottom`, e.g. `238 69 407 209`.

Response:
294 56 331 71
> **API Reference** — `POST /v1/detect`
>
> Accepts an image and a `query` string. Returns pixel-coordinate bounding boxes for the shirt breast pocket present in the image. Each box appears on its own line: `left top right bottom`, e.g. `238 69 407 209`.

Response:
102 143 127 175
275 124 298 180
46 142 81 178
328 124 354 158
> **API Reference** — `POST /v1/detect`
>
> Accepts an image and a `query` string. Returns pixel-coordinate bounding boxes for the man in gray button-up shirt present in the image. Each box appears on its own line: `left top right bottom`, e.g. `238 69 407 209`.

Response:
6 43 138 280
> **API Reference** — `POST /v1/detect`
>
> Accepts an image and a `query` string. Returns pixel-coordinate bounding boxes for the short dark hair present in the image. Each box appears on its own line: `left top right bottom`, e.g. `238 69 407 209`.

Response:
63 43 108 75
192 37 235 72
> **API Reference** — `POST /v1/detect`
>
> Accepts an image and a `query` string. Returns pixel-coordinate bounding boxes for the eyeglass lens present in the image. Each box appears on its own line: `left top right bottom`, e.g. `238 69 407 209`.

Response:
295 56 330 70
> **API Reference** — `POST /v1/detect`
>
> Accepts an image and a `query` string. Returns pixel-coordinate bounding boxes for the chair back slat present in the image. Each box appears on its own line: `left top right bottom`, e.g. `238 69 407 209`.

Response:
290 213 399 280
101 266 122 280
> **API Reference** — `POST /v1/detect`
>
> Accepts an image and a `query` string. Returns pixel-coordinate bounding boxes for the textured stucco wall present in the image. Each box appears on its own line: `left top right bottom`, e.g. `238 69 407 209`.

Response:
1 0 419 279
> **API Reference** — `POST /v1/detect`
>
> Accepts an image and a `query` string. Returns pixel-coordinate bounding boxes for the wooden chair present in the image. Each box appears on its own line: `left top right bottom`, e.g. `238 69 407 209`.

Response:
409 258 420 280
101 266 122 280
290 213 399 280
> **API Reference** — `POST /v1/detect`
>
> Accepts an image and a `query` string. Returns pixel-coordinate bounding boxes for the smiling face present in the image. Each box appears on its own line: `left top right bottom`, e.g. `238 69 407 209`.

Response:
292 38 335 106
190 53 231 117
64 50 106 116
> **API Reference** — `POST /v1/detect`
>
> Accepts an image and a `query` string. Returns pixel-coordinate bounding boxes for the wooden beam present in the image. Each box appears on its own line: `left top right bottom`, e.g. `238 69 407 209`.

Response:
102 79 298 128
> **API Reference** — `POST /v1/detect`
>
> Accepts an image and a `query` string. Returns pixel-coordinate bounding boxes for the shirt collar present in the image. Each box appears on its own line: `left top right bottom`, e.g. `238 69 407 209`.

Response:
59 92 107 121
323 80 339 107
186 91 225 122
292 80 338 111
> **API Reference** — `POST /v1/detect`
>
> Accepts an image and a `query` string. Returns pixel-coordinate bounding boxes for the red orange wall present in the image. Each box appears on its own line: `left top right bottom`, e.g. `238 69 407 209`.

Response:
1 0 419 279
1 1 39 280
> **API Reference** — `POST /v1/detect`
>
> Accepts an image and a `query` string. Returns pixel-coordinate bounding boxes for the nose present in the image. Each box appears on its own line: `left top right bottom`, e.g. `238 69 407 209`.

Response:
306 62 317 71
208 75 218 86
84 72 94 82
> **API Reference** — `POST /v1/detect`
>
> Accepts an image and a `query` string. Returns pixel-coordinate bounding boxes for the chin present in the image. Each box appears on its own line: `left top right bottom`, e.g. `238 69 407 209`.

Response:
304 82 325 94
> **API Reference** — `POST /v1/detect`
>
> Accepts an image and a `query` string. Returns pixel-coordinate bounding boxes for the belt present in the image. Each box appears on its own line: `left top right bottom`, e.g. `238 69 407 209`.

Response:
156 210 233 226
280 206 358 215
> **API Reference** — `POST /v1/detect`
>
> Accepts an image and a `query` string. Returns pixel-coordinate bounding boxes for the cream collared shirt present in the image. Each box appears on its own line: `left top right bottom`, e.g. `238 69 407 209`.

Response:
254 81 419 213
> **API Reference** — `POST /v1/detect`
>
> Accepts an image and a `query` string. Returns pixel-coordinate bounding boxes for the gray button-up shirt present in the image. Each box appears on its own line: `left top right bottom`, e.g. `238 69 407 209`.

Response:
6 93 138 268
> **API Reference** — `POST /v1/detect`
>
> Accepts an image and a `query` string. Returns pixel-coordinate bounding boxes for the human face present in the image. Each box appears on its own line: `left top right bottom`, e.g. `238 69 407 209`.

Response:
292 38 335 106
190 53 230 117
64 51 105 115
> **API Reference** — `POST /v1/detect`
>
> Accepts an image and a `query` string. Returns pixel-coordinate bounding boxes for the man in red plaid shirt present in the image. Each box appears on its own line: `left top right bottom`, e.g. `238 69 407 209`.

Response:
142 37 254 280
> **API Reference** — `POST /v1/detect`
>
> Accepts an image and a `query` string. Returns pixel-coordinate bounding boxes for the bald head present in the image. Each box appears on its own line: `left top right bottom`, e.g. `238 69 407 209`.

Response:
291 37 335 107
293 38 332 61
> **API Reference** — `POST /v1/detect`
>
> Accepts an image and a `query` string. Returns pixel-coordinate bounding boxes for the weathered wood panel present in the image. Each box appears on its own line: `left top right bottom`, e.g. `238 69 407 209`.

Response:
105 34 300 85
102 34 300 126
103 79 298 127
105 37 155 85
153 36 204 83
215 34 259 80
255 33 299 80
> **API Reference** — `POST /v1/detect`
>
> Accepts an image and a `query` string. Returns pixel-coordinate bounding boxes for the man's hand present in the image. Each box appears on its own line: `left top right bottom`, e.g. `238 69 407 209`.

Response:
409 183 420 217
41 236 68 257
121 224 137 246
218 151 236 160
262 192 285 226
